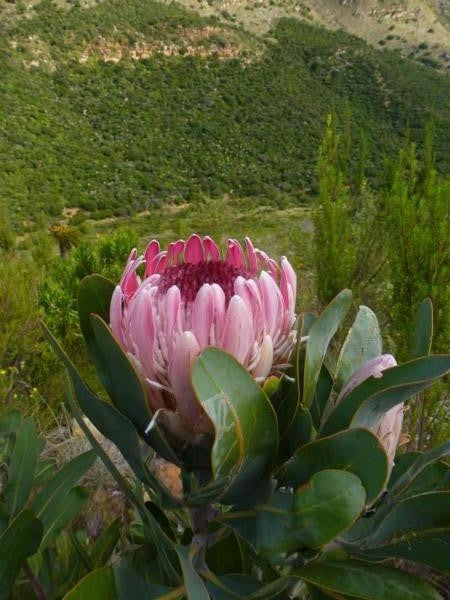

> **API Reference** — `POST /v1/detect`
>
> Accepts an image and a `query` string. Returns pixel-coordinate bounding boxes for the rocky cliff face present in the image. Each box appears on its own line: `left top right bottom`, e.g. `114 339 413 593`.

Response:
160 0 450 71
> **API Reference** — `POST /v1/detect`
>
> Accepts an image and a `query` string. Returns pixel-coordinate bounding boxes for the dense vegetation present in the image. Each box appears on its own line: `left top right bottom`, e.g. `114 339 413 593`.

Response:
0 0 448 445
1 0 450 228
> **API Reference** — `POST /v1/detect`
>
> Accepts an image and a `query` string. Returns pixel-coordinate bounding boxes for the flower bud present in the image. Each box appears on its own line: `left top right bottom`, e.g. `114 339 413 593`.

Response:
110 234 297 433
337 355 403 468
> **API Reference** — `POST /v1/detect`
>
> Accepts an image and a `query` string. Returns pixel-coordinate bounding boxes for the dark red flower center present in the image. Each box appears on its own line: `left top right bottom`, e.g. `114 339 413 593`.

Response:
157 260 249 303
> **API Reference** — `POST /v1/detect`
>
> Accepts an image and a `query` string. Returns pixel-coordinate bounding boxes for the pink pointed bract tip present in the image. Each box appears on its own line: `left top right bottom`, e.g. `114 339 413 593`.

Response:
110 234 297 432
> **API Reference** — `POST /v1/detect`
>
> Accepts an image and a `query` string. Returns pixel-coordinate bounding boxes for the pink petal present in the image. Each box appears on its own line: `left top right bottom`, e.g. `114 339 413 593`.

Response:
127 288 155 376
168 331 202 428
192 284 214 347
285 283 295 331
144 240 160 276
373 403 404 467
110 285 125 346
120 256 144 299
225 239 245 268
280 257 297 307
211 283 226 343
259 271 282 337
220 295 254 364
234 276 253 311
204 236 220 261
255 249 270 271
126 248 138 264
245 278 265 337
151 252 168 274
185 234 204 264
165 286 182 358
337 354 397 404
245 237 258 273
268 259 279 280
167 239 185 265
253 335 274 379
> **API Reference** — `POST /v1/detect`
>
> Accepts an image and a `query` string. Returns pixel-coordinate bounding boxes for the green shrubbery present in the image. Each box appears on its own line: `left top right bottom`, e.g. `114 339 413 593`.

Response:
1 1 450 227
312 116 449 447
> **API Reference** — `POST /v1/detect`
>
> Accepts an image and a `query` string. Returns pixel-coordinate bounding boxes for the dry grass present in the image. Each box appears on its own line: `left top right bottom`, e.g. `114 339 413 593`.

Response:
42 412 182 537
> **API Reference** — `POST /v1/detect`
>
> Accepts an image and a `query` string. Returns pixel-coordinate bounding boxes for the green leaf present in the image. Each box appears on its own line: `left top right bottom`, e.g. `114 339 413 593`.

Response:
64 565 179 600
31 450 96 547
360 491 450 548
388 452 420 489
34 459 57 486
0 509 43 600
78 274 116 393
207 573 291 600
64 377 180 585
64 566 117 600
222 471 365 555
206 529 248 575
412 298 433 358
192 348 278 505
292 470 366 548
42 486 90 549
389 441 450 497
281 429 389 504
90 519 121 568
5 417 39 516
206 574 261 600
310 365 333 430
270 375 299 440
321 355 450 435
361 529 450 574
308 585 350 599
175 546 210 600
303 290 352 408
89 314 151 434
335 306 382 392
270 374 313 463
219 488 295 554
44 324 178 502
398 461 450 496
278 405 313 463
295 559 441 600
114 566 176 599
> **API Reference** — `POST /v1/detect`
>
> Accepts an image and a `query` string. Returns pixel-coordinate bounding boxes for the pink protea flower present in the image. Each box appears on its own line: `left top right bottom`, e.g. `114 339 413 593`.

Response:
337 355 404 467
110 234 297 433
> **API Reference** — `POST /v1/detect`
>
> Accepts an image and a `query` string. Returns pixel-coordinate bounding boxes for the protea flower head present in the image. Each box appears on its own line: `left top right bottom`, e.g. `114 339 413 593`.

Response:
110 234 297 434
337 354 404 467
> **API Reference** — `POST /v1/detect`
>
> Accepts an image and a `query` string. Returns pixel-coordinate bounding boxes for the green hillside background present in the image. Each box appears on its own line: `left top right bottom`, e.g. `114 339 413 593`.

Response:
0 0 448 448
1 0 450 227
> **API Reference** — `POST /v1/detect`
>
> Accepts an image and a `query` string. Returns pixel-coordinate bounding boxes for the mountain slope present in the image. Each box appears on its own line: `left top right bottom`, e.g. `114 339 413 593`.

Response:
1 0 449 228
166 0 450 71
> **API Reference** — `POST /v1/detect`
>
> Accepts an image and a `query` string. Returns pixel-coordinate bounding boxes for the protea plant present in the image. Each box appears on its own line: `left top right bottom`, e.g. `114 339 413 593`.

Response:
42 237 449 600
109 234 296 439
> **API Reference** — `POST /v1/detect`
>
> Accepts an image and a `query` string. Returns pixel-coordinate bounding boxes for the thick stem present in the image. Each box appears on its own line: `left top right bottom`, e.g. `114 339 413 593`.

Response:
190 504 217 574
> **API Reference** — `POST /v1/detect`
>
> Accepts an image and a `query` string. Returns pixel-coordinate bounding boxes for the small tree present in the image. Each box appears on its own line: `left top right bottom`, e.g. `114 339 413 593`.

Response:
386 125 449 448
49 224 81 258
312 113 383 306
386 125 449 355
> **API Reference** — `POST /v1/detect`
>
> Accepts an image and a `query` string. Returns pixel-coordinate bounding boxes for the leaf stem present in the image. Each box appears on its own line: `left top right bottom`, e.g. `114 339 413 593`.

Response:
23 560 47 600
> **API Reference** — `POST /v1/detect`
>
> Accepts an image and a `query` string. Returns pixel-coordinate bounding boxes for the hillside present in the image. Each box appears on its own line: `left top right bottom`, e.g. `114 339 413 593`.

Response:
165 0 450 71
1 0 449 228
